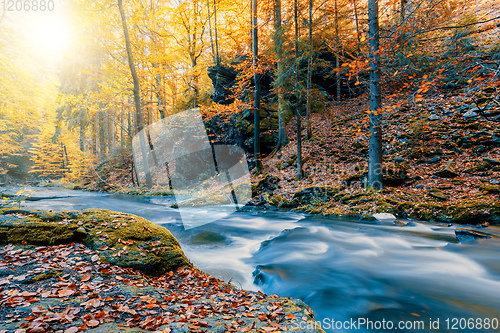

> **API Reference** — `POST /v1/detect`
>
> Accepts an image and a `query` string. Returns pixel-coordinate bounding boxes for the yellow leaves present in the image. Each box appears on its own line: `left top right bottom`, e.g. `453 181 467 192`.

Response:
415 95 424 102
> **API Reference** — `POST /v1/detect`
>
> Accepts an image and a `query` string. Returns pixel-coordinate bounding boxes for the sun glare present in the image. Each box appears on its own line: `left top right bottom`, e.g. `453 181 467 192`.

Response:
25 14 71 64
7 6 72 66
29 19 71 60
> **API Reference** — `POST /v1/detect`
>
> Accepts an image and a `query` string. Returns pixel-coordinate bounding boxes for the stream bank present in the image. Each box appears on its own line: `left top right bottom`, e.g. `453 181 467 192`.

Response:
0 208 324 332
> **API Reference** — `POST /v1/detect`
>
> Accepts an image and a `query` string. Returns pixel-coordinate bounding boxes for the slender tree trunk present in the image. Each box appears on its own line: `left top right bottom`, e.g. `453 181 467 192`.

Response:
352 0 361 54
207 0 216 64
153 64 166 119
120 106 124 147
111 111 115 150
252 0 262 172
306 0 313 140
214 0 220 66
275 0 288 150
79 113 85 152
368 0 382 190
99 112 106 156
118 0 152 188
335 0 340 102
295 0 302 179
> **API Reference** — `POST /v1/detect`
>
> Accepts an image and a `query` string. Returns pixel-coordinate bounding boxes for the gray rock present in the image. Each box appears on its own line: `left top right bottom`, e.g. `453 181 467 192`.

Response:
484 158 500 165
456 104 470 113
415 184 424 189
394 156 405 163
490 179 500 185
455 228 491 242
463 110 478 119
428 114 441 121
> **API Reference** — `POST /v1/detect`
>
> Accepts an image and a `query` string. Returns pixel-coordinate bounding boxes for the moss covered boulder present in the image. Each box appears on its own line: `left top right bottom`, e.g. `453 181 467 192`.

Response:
0 208 190 275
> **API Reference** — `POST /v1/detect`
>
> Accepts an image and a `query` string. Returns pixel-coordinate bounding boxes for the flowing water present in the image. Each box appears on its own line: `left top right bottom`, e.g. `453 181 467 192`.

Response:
3 187 500 332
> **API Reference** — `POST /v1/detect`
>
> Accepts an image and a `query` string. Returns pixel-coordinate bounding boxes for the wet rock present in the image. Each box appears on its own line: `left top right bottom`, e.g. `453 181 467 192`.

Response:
455 104 470 113
455 228 491 242
428 114 441 121
463 110 479 119
373 213 397 220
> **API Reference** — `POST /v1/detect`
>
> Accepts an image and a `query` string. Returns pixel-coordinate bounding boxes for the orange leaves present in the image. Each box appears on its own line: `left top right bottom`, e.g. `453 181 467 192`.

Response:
1 242 310 333
58 289 75 298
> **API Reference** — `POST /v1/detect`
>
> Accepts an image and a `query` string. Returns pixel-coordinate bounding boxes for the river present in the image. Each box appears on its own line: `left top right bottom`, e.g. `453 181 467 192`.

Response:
2 186 500 332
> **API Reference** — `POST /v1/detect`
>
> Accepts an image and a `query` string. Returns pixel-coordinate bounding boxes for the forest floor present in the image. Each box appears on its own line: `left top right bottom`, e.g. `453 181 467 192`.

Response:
255 75 500 224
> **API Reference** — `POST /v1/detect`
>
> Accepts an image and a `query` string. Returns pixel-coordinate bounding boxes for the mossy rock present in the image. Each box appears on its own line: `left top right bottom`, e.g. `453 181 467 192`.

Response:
395 199 500 224
428 188 449 201
176 194 233 207
251 174 280 195
480 184 500 195
0 209 190 275
288 186 340 207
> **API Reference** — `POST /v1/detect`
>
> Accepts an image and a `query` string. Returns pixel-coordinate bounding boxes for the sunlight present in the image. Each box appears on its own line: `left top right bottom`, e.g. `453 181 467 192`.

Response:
28 18 71 60
4 5 72 66
25 14 71 64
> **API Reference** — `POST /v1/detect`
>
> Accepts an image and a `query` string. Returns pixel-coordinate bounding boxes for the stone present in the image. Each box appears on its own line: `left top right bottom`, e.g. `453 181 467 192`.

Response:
428 188 448 201
394 156 405 163
455 104 470 113
463 110 478 119
428 114 441 121
490 179 500 185
434 161 458 178
455 228 491 242
415 184 424 189
0 209 190 275
434 169 458 178
484 158 500 166
426 156 442 164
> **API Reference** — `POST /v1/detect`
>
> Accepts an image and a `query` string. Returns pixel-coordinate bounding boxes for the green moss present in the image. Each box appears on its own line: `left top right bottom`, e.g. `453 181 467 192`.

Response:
31 270 60 282
480 184 500 194
0 209 190 275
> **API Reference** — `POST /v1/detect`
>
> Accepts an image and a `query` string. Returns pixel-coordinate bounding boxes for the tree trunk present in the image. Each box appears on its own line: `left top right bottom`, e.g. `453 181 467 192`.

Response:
252 0 262 172
79 113 85 152
275 0 288 150
306 0 313 140
401 0 407 20
207 0 216 64
295 0 302 179
214 0 220 66
352 0 361 54
368 0 382 190
335 0 340 102
118 0 152 188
